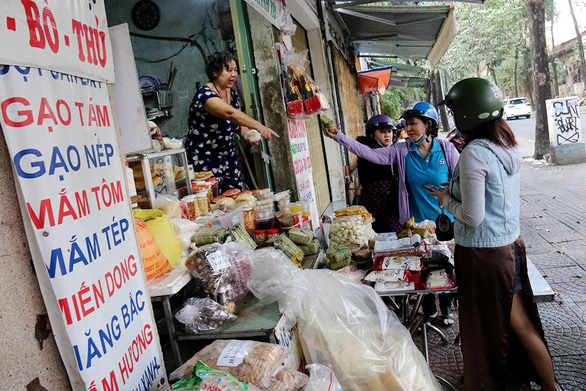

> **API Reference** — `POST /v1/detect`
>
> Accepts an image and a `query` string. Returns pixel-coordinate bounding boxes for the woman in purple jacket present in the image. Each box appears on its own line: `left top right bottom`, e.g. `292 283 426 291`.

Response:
323 102 460 325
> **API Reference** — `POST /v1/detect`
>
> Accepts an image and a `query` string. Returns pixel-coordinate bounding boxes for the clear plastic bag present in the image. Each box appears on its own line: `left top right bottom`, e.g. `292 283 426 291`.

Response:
170 339 287 389
304 364 343 391
264 366 309 391
247 249 441 391
185 244 236 309
328 215 376 248
172 360 248 390
174 297 237 334
282 49 329 119
224 241 253 303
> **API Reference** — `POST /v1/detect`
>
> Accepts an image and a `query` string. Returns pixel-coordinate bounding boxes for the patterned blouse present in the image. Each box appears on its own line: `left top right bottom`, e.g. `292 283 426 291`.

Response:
186 85 243 192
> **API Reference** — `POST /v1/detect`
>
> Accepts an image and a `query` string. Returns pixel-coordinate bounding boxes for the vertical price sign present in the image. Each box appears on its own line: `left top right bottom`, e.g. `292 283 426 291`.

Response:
0 0 114 82
287 119 319 227
0 66 166 390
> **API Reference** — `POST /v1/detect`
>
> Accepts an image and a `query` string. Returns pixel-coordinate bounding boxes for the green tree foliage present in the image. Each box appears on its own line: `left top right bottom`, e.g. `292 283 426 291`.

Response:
439 0 529 95
379 87 426 119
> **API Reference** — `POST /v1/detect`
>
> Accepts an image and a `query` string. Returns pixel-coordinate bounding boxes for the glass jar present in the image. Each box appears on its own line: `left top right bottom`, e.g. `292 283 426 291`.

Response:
196 191 210 216
254 230 267 246
243 208 256 230
182 195 200 220
265 228 280 240
205 177 219 198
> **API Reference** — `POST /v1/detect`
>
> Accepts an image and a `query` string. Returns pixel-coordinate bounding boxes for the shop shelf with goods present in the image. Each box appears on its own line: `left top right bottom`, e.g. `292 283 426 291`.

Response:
127 148 192 209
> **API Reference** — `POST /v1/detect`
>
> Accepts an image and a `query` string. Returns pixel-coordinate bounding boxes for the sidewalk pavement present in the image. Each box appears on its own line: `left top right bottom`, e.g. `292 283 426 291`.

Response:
424 158 586 391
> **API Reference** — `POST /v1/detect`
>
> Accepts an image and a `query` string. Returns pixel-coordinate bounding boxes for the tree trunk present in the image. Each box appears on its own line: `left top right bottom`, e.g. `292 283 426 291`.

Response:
525 0 552 159
550 18 559 97
568 0 586 94
514 49 519 97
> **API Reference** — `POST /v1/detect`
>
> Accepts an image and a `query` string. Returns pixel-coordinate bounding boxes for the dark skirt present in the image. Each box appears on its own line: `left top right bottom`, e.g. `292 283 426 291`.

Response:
359 180 402 233
455 237 549 390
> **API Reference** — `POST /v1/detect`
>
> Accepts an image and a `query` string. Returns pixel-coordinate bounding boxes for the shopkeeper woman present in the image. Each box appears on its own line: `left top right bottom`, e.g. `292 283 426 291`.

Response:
322 102 460 325
432 78 557 390
186 51 279 192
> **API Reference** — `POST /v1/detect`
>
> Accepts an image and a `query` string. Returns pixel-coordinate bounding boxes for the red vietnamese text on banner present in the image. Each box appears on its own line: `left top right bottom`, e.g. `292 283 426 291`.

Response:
0 66 166 391
0 0 115 82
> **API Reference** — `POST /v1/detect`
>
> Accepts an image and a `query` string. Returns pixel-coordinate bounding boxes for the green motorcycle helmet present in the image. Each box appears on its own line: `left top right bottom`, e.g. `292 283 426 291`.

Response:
439 78 504 134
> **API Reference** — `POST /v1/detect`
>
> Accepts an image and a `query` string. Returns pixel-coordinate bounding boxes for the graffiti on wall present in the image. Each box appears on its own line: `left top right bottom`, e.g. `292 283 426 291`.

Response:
549 98 581 145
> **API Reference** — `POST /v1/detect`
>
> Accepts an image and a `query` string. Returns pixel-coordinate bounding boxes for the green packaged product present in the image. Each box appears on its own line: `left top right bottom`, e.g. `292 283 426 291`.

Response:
306 238 320 255
194 227 229 246
287 227 313 245
325 246 352 270
230 223 257 250
271 234 304 268
319 115 335 132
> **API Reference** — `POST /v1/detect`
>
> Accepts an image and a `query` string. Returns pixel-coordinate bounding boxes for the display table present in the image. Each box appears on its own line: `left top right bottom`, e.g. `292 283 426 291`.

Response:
147 266 193 367
174 293 281 343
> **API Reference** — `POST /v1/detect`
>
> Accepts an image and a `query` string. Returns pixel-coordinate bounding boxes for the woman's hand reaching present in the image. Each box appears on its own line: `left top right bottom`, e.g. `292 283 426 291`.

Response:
321 125 339 139
258 125 280 141
244 126 279 146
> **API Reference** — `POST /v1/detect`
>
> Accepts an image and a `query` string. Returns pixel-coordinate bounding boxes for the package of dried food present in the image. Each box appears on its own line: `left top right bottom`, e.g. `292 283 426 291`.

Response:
333 205 372 223
263 367 309 391
224 241 253 303
174 297 237 334
172 360 249 390
287 227 313 245
194 226 230 246
270 234 304 268
328 216 376 248
185 244 236 309
230 223 257 250
324 246 352 270
170 340 287 389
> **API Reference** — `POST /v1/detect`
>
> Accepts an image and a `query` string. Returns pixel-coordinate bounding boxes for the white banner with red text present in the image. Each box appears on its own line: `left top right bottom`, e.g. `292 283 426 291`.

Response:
0 65 165 391
287 119 319 229
0 0 114 82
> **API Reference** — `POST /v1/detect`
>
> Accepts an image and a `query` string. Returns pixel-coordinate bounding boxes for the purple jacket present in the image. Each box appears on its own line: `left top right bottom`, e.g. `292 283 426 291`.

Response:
335 132 460 223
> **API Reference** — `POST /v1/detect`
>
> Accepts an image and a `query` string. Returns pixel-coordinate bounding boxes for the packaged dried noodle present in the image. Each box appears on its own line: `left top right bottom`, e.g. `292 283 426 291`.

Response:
170 339 287 389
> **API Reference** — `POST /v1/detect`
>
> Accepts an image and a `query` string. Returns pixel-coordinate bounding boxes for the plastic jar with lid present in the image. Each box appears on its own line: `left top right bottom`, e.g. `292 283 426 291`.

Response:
243 207 256 230
196 191 210 216
205 177 219 198
182 195 200 220
254 230 267 246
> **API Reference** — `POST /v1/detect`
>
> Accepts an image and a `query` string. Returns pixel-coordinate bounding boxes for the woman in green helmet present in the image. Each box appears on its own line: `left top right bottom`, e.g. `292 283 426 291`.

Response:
433 78 557 391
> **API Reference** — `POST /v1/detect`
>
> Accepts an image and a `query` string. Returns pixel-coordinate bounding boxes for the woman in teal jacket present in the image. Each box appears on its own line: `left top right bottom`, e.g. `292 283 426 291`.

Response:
434 78 557 391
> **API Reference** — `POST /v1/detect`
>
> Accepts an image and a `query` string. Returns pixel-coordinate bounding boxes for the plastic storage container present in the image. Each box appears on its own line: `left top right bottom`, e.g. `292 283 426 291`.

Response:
256 215 274 230
196 205 245 228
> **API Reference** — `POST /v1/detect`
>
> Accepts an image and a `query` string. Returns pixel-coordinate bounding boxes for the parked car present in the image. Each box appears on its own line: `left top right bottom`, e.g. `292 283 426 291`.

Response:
503 97 532 120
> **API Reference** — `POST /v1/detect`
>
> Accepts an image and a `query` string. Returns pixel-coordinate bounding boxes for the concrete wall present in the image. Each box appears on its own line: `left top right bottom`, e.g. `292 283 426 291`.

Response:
247 5 298 195
105 0 225 138
0 129 71 390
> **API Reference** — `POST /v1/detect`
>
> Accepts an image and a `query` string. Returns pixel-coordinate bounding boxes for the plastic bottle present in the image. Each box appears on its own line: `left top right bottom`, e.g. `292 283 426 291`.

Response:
125 161 138 207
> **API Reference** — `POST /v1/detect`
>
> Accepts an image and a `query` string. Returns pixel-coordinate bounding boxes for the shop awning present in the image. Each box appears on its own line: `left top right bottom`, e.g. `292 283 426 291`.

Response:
357 65 392 94
331 4 456 68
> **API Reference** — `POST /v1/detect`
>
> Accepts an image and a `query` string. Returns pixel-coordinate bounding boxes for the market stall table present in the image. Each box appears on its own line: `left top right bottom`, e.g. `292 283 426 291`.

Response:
147 266 193 367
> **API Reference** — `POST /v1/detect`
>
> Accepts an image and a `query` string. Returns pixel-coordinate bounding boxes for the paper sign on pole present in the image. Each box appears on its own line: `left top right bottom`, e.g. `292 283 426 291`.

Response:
287 119 319 229
0 0 114 82
0 65 166 390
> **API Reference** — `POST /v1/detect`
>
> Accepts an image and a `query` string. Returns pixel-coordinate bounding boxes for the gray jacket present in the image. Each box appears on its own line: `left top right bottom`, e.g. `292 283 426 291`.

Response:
443 139 521 247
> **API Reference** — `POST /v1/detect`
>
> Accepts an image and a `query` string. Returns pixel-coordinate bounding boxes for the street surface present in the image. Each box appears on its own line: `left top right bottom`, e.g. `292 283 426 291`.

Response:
508 112 586 157
429 111 586 390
